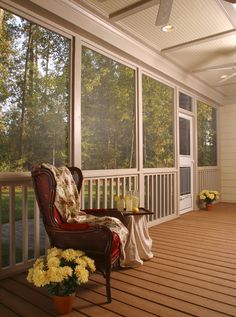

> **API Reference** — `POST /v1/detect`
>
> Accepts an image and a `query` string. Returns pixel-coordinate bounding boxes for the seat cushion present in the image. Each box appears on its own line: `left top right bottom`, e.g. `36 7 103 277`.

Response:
54 207 90 230
59 222 90 230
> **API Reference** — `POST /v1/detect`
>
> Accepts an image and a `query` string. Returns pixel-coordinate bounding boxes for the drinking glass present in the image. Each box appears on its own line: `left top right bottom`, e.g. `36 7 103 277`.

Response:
116 198 125 212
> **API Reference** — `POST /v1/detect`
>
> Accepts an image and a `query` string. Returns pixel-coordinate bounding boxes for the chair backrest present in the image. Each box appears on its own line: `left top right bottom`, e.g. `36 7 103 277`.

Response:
67 166 83 194
31 164 83 227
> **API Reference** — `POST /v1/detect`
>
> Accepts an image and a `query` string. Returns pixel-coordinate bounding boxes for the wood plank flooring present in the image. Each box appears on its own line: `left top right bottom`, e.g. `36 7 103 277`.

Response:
1 202 236 317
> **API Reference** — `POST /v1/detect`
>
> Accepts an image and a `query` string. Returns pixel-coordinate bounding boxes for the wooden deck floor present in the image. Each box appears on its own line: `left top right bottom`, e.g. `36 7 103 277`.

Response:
1 202 236 317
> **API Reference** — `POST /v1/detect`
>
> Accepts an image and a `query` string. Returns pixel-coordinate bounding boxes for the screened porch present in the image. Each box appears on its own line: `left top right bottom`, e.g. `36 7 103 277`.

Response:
1 0 236 316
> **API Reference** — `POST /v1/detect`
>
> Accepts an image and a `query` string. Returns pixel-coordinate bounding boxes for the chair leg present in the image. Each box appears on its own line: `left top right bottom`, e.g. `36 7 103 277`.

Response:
106 270 112 303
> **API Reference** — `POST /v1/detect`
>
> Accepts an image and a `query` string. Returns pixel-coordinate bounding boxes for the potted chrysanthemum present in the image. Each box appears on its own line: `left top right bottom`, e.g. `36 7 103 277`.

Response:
27 247 95 315
199 190 220 210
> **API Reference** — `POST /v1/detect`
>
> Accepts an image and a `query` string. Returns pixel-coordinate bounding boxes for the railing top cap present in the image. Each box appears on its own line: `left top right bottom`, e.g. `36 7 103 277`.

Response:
0 172 31 184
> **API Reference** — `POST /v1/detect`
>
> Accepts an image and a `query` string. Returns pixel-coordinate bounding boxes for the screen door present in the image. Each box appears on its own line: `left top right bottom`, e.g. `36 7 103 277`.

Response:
179 113 193 213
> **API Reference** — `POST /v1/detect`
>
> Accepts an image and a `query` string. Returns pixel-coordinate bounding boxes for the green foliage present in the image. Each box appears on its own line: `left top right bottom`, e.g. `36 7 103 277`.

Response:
0 9 70 171
1 187 35 224
142 74 174 168
2 242 23 267
47 275 78 297
81 47 136 170
197 101 217 166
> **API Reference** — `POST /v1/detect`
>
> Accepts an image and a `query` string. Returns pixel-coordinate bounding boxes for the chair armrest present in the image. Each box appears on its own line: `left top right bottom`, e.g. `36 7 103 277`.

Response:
83 208 125 223
46 224 114 253
58 222 90 230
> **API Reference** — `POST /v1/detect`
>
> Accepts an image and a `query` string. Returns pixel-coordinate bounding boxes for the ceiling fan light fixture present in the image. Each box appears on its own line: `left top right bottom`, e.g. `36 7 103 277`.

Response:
161 24 175 32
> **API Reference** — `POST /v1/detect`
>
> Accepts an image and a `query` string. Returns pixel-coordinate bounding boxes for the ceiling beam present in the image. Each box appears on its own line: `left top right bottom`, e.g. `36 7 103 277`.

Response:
161 29 236 53
215 81 236 87
109 0 159 22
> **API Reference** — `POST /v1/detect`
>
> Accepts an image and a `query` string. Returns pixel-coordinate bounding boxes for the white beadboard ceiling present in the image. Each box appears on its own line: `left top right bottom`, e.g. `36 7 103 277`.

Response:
67 0 236 102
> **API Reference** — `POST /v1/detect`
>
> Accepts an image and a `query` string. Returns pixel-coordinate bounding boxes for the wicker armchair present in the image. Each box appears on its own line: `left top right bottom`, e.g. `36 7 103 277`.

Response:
31 164 125 303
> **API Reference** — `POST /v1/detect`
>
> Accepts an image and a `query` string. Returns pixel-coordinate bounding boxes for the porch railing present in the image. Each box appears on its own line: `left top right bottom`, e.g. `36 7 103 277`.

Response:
143 171 178 224
0 169 179 277
81 174 138 210
198 167 220 193
0 174 48 279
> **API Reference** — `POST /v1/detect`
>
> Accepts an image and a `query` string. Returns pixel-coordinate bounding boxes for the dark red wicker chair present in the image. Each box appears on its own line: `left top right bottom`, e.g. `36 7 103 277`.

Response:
31 164 125 303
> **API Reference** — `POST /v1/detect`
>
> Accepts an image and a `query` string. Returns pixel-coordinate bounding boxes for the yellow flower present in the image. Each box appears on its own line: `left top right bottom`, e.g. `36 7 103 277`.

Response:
34 258 44 269
208 193 214 200
82 256 96 272
75 257 87 267
27 268 34 283
62 249 78 261
61 266 73 278
32 268 48 287
199 189 220 202
47 247 62 259
47 256 60 268
75 266 89 283
27 247 95 296
75 250 85 257
47 267 65 283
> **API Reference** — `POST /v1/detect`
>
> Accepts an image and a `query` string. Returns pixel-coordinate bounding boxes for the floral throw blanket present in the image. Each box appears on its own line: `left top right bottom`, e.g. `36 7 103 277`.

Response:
42 163 85 222
43 163 128 264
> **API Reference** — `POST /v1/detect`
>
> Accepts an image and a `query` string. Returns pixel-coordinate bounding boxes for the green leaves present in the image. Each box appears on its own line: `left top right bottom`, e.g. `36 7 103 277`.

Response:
0 9 70 171
142 74 174 168
197 101 217 166
81 47 136 170
47 278 78 297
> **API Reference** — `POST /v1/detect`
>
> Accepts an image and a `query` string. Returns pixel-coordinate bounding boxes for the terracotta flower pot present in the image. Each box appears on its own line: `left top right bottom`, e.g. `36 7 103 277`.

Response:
52 294 75 315
206 203 213 211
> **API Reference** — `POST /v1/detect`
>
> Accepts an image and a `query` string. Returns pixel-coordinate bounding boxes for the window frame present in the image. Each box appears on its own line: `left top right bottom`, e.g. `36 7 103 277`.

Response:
141 69 177 172
0 2 73 170
78 40 139 175
178 90 194 113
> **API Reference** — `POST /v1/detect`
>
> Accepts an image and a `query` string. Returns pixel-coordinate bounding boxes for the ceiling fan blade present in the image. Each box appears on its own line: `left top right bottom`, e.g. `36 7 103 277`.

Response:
223 0 236 3
193 62 236 73
155 0 173 26
219 71 236 83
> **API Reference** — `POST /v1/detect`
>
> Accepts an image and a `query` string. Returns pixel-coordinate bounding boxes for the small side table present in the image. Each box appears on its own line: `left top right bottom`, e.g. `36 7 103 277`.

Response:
121 208 154 268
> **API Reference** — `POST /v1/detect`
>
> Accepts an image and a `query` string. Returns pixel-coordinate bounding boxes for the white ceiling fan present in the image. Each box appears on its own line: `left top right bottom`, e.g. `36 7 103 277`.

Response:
107 0 173 25
193 62 236 83
100 0 236 26
155 0 236 26
155 0 173 26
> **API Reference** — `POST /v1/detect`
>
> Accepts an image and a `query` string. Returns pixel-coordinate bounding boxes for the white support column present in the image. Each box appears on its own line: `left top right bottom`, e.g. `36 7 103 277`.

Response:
138 69 144 207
